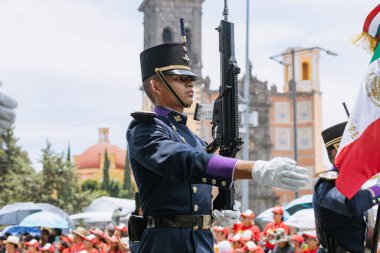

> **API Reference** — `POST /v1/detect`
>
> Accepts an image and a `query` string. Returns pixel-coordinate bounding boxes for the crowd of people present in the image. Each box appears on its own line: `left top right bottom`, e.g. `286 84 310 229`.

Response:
0 206 319 253
213 207 318 253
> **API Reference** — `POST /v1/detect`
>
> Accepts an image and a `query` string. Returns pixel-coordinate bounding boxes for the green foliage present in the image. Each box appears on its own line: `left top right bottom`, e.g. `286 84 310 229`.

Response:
81 179 99 192
102 149 110 191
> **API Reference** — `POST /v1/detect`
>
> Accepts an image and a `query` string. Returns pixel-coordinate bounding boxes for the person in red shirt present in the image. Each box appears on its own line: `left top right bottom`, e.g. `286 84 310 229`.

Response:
57 239 71 253
5 236 21 253
83 235 99 253
302 231 319 253
239 209 261 243
105 236 121 253
25 239 40 253
89 229 108 253
41 243 54 253
290 234 304 253
244 241 265 253
263 206 290 251
71 227 88 253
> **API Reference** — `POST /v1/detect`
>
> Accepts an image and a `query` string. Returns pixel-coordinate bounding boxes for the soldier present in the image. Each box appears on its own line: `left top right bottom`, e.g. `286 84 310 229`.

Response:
126 41 310 253
313 121 380 253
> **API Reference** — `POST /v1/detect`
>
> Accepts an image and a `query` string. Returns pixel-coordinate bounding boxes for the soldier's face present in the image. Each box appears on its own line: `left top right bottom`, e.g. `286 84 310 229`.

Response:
166 74 194 105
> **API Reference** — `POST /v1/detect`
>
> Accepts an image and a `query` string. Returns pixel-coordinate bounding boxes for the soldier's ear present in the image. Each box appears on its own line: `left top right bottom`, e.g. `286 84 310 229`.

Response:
150 78 163 96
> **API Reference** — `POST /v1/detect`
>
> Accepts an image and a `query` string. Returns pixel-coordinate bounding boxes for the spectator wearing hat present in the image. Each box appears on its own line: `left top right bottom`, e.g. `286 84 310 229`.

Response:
5 236 20 253
263 206 290 251
230 233 245 252
244 241 265 253
41 243 54 253
114 224 129 253
89 229 108 253
301 232 318 253
213 226 232 253
83 235 99 253
57 239 71 253
0 235 7 253
239 210 261 244
71 227 88 253
290 234 304 253
271 228 293 253
105 236 120 253
25 239 40 253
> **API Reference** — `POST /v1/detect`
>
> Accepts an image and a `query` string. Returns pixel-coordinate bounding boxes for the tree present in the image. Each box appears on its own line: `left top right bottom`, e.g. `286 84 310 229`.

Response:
0 126 36 206
82 179 99 192
102 149 110 191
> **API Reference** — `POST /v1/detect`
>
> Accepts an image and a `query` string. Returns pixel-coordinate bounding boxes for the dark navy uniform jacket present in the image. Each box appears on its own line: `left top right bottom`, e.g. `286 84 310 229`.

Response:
127 106 238 253
313 167 377 253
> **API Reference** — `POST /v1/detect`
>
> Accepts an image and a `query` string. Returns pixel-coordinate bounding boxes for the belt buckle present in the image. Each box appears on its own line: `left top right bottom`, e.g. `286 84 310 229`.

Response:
202 215 211 229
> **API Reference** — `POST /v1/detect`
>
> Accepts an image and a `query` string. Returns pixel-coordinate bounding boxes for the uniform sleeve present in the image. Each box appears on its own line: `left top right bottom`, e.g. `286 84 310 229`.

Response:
315 180 374 217
127 120 237 188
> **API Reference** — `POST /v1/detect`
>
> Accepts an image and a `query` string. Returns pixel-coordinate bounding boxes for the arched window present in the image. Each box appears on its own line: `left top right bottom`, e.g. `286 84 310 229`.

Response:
302 62 310 80
185 28 192 53
162 27 172 43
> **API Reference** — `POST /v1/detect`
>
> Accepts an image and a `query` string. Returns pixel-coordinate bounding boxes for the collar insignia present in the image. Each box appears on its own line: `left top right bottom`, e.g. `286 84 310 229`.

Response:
319 171 338 181
173 115 182 122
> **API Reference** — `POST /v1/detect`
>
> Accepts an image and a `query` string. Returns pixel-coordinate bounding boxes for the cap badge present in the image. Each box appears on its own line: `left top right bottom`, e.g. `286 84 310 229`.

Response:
173 115 182 122
183 54 190 63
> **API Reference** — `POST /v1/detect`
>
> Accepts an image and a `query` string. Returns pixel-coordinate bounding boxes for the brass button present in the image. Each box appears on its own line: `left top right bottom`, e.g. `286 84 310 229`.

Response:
212 179 216 185
193 186 198 194
194 205 199 212
377 197 380 202
202 178 207 183
193 225 199 231
171 125 177 131
221 181 227 187
181 137 186 143
373 199 376 204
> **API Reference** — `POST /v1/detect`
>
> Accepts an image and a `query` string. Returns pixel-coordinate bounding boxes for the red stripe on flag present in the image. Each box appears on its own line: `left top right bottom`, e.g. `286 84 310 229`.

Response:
363 4 380 33
335 117 380 199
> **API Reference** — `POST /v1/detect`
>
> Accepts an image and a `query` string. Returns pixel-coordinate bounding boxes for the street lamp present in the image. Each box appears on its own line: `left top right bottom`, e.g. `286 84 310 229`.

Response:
270 47 338 197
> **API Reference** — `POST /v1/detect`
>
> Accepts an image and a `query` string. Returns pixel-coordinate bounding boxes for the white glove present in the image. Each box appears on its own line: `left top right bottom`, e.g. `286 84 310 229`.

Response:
251 157 310 191
212 201 241 227
0 91 17 130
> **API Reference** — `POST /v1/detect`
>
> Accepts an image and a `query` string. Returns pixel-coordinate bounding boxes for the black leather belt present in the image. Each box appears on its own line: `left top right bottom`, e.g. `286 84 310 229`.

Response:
146 215 212 230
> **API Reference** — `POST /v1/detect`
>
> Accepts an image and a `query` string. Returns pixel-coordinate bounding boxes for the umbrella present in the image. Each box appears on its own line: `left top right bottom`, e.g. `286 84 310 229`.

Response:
19 211 69 228
256 207 290 222
70 211 113 223
36 203 74 229
1 225 40 236
284 194 313 215
0 202 42 225
284 208 315 229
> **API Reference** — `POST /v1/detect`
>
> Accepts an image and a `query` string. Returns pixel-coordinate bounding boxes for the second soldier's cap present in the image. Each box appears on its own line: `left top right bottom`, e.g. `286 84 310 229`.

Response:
140 42 197 81
321 122 347 153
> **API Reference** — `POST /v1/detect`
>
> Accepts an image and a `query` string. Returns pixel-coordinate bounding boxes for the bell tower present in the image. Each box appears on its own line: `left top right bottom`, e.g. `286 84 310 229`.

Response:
139 0 205 135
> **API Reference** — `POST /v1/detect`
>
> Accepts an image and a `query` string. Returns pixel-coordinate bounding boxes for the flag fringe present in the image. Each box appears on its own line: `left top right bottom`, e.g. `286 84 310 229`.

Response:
353 32 378 54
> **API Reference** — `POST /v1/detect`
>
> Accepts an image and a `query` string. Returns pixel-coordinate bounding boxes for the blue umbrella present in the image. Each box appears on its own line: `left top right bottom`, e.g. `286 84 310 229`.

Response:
1 225 40 236
19 211 69 228
284 194 313 215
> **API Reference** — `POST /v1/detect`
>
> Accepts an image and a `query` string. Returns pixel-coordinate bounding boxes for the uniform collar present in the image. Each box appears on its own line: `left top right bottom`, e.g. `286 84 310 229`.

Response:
154 106 187 125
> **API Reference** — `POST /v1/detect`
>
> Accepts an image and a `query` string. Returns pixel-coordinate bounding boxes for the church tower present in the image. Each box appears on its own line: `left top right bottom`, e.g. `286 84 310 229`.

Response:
139 0 205 135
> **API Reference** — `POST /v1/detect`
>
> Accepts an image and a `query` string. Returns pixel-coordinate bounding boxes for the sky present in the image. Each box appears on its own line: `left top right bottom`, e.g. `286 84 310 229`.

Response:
0 0 378 170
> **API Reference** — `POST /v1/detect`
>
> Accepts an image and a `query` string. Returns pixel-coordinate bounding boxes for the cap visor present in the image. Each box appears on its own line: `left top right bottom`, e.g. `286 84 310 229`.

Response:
164 69 197 80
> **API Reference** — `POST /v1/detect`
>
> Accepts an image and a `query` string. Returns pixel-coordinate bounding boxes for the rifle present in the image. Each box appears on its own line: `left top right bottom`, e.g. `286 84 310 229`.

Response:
194 0 242 210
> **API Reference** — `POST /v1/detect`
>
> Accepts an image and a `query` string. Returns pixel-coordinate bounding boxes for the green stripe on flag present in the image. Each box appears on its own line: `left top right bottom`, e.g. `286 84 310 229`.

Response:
370 43 380 63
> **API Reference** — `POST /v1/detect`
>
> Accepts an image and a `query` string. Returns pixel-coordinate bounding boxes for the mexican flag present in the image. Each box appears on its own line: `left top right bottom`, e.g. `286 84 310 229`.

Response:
335 45 380 199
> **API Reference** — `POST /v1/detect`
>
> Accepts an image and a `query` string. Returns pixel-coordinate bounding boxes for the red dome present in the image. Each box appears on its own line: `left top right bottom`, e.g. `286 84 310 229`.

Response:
76 142 126 169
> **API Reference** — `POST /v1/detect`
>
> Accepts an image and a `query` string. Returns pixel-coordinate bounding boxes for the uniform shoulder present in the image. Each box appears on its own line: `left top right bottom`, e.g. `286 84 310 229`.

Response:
131 111 157 122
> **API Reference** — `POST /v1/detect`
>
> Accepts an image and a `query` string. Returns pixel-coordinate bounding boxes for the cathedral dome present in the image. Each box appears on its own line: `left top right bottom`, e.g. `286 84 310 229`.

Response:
75 127 126 170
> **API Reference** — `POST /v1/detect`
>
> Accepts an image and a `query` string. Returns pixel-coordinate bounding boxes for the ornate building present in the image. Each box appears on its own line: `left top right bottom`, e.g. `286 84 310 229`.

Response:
74 127 127 183
139 0 205 136
270 48 323 203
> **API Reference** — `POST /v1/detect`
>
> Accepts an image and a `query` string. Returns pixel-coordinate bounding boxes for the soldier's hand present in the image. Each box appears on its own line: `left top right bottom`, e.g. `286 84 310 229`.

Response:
251 157 310 191
0 91 17 130
212 201 241 227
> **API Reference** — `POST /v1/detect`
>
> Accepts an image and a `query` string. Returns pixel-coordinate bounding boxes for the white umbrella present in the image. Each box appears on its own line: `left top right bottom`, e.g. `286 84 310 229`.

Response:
284 194 313 215
285 208 315 229
19 211 69 228
256 207 290 222
0 202 42 225
85 196 135 214
70 212 113 223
